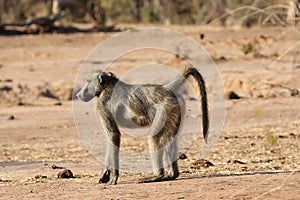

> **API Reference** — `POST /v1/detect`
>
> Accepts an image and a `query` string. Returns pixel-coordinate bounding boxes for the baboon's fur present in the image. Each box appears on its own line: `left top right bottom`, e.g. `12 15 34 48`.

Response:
77 66 209 185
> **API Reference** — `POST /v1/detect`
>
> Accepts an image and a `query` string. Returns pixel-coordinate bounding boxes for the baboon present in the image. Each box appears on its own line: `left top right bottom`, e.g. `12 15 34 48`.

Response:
76 66 209 185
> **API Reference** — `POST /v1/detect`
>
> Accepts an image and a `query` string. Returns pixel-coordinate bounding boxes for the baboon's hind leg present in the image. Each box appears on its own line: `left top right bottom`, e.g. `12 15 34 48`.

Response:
135 105 168 183
136 136 165 183
163 137 179 181
136 102 181 183
163 105 181 181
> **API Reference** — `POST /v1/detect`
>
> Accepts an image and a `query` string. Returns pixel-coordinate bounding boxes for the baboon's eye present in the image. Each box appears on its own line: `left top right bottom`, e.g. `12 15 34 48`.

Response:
169 97 178 105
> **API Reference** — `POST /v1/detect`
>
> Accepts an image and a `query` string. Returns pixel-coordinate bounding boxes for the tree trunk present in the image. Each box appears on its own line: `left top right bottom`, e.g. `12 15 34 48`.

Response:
162 0 172 25
287 0 300 24
52 0 100 25
91 0 105 26
52 0 59 14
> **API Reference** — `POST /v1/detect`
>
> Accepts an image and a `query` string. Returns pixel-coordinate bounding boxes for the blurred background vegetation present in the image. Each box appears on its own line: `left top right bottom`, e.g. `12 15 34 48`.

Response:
0 0 297 26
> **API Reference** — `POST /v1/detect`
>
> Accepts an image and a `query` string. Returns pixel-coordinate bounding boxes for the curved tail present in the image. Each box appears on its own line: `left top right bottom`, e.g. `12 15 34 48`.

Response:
164 66 209 142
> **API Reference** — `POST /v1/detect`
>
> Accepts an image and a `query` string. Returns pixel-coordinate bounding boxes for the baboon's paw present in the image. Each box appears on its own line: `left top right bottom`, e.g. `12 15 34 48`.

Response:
98 170 110 183
105 179 118 185
135 175 165 183
162 175 178 181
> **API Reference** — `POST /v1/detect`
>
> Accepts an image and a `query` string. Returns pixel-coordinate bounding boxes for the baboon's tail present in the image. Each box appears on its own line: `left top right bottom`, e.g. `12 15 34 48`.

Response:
164 66 209 143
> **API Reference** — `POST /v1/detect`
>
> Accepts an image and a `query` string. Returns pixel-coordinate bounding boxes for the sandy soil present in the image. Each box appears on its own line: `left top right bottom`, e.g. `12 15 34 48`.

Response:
0 25 300 200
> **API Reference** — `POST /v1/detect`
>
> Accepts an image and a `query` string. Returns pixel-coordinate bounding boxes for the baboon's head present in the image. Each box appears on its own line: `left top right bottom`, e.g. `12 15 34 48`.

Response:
76 70 117 102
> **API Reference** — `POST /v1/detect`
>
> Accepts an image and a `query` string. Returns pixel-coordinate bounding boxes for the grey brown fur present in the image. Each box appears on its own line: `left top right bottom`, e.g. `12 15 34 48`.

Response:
76 66 209 185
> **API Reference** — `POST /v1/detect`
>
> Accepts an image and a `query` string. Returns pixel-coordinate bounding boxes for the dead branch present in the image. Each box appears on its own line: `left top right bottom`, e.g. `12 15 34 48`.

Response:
0 2 120 35
0 12 64 33
209 4 290 26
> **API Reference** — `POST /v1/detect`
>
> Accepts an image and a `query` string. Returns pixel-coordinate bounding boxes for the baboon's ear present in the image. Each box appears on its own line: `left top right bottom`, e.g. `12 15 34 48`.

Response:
105 72 115 78
98 75 102 83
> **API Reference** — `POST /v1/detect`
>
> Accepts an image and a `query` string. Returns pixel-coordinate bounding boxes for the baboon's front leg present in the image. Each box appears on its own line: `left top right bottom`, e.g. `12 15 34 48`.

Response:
99 168 110 183
99 133 120 185
106 137 120 185
99 141 112 184
98 108 121 185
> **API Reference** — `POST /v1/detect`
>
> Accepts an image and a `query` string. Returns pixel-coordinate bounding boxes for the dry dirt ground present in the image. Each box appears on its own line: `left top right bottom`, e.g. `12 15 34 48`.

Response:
0 25 300 200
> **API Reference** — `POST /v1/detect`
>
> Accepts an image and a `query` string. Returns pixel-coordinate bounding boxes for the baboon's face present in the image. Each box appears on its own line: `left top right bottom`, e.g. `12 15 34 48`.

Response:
76 71 103 102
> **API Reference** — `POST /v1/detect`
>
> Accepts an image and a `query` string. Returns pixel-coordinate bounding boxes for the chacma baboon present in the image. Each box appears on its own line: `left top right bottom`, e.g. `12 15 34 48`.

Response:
76 66 209 185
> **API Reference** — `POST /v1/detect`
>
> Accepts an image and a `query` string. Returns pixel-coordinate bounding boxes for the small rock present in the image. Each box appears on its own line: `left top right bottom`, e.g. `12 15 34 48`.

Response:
190 159 214 169
39 89 58 99
273 166 281 170
233 160 246 164
4 79 13 83
241 166 248 171
52 164 64 169
291 89 299 96
34 175 47 179
228 160 247 164
0 86 12 92
54 102 62 106
270 149 277 153
218 56 228 61
180 170 190 174
289 133 295 137
253 53 268 59
8 115 15 120
260 35 268 40
227 91 241 100
278 135 288 139
199 33 205 40
0 179 12 183
17 101 26 106
57 169 74 179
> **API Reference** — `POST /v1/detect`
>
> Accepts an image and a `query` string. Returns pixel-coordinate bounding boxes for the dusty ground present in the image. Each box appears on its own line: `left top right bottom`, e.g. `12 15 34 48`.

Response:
0 25 300 200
